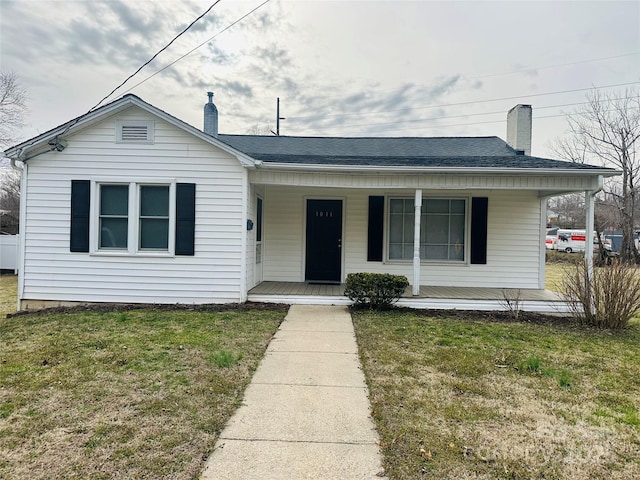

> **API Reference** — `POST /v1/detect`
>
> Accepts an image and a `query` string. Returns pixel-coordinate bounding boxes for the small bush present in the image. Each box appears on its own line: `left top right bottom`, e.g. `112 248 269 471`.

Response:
546 250 583 264
500 289 523 320
561 259 640 329
344 273 409 309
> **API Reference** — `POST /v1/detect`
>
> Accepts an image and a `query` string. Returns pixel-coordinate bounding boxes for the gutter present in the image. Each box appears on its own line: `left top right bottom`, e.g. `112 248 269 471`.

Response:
254 161 620 177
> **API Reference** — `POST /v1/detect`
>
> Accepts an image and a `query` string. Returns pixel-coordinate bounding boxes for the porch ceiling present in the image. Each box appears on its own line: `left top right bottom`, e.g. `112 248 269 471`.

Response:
248 169 604 193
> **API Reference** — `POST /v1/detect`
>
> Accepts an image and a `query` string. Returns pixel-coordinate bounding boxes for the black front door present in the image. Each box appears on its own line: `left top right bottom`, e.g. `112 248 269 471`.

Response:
305 199 343 282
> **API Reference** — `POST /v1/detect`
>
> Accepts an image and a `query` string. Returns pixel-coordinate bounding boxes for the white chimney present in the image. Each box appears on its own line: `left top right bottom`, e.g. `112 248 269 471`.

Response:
507 104 532 155
204 91 218 137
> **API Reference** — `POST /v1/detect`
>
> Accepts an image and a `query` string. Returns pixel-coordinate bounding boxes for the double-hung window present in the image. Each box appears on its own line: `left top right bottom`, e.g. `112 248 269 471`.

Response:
388 198 466 262
99 185 129 249
95 182 173 254
70 180 195 256
139 185 169 250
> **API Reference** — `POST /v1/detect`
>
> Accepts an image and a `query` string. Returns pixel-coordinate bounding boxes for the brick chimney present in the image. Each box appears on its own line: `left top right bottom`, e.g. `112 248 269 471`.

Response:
507 104 532 155
204 92 218 137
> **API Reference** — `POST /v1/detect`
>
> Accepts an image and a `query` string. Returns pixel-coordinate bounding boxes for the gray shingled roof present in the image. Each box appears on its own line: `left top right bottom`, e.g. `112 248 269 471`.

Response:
217 134 609 171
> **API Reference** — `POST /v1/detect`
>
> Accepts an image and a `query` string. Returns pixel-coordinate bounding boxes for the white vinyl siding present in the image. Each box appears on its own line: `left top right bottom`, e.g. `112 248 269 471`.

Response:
21 106 245 304
261 186 304 282
263 187 542 289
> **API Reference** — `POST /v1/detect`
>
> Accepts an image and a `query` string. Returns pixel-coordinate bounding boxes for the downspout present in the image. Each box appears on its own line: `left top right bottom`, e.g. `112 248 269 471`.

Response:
10 155 27 311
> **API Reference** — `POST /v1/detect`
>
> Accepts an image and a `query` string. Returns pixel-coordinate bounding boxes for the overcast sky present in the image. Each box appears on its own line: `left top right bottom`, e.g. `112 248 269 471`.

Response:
1 0 639 158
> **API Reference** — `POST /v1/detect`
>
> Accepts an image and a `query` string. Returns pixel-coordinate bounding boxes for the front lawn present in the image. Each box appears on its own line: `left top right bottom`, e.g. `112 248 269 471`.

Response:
353 310 640 479
0 306 285 479
545 262 565 292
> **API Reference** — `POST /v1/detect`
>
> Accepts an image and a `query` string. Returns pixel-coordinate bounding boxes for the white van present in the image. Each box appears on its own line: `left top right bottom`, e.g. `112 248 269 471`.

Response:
555 229 611 253
545 227 558 250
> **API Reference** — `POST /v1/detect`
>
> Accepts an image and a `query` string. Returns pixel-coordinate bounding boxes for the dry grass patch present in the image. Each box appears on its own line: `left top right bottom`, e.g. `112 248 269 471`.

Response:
0 274 17 317
0 307 285 479
353 311 640 479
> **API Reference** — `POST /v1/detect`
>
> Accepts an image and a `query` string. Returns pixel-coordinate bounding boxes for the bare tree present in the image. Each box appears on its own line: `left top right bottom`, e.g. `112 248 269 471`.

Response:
552 88 640 263
0 169 20 233
246 124 274 136
549 193 586 228
0 72 27 149
0 72 27 233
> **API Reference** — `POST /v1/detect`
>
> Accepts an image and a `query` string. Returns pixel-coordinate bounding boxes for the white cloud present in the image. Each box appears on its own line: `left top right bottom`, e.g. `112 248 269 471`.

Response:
1 0 638 157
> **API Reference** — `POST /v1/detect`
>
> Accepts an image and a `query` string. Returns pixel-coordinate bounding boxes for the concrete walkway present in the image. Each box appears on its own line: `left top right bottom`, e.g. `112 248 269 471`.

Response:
200 304 386 479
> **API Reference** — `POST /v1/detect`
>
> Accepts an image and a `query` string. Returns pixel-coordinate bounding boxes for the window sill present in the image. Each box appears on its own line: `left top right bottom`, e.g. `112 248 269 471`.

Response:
91 251 174 258
384 260 468 266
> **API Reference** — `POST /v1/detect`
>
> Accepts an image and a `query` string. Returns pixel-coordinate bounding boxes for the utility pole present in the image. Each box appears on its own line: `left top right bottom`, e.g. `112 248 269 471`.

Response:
276 97 285 136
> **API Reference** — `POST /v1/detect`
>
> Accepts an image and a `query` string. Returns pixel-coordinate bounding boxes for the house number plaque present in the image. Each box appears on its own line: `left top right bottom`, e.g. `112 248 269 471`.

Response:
315 211 334 217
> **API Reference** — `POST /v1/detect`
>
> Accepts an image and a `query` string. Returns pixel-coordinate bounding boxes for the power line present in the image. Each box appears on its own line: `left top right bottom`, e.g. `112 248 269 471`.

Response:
55 0 270 140
468 52 640 81
306 97 640 131
316 52 640 100
92 1 222 111
121 0 273 96
327 108 633 135
288 81 640 121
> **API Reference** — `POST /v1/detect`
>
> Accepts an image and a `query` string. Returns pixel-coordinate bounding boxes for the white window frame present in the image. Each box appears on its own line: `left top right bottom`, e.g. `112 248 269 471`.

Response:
386 195 469 264
90 179 176 257
116 120 155 144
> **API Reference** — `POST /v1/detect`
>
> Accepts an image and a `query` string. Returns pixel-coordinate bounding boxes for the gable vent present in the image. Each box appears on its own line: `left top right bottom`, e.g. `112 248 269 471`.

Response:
116 120 154 144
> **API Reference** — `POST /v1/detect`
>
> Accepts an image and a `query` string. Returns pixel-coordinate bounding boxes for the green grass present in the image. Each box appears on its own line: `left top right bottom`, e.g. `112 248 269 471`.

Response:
545 262 565 292
0 306 285 479
353 310 640 479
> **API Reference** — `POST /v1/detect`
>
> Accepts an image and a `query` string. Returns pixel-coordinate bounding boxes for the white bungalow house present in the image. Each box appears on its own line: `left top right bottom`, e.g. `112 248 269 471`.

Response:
4 94 618 311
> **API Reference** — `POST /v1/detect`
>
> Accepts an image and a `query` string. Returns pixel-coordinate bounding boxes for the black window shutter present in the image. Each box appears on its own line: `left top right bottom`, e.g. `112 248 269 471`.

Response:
70 180 90 252
175 183 196 256
470 197 488 265
367 196 384 261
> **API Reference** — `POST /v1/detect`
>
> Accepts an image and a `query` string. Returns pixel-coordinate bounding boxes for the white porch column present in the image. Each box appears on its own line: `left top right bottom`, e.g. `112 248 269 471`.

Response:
413 189 422 296
539 198 547 289
585 190 595 282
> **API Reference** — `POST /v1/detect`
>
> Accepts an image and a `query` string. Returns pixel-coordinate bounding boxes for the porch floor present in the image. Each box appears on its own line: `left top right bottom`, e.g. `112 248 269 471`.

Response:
249 281 561 301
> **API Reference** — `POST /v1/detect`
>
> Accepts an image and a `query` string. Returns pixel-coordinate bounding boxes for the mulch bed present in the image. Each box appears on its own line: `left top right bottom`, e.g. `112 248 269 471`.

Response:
6 301 289 318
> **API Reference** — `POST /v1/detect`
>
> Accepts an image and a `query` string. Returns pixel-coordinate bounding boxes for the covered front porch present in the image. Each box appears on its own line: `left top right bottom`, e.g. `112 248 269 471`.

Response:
248 281 569 313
